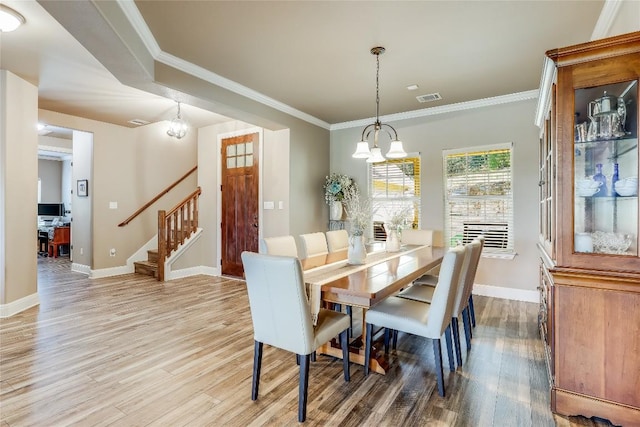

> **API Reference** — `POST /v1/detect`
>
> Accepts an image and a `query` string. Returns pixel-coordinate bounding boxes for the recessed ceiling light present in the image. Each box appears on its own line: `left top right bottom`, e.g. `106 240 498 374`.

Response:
0 5 25 32
407 84 419 91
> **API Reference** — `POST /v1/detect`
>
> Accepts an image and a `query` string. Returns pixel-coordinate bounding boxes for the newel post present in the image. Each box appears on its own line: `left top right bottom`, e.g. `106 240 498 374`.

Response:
158 210 166 281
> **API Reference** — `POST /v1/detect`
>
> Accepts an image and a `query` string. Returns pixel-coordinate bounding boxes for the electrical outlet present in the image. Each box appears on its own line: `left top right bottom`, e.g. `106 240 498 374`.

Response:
110 248 116 257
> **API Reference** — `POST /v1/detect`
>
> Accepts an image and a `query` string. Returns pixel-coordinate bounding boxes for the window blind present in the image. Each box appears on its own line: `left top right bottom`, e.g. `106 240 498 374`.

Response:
369 155 421 240
443 144 514 253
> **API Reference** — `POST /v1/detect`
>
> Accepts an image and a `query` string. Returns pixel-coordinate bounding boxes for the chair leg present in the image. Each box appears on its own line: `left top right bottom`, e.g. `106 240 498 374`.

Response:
346 306 353 338
469 295 476 327
311 351 316 362
298 354 310 422
340 329 350 382
462 307 472 351
444 325 455 372
252 341 263 401
451 317 463 367
392 329 398 350
432 339 445 397
383 328 391 354
364 323 373 376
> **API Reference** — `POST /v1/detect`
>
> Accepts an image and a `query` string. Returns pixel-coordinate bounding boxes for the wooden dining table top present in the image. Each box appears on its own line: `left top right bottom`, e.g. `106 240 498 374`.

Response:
302 245 446 309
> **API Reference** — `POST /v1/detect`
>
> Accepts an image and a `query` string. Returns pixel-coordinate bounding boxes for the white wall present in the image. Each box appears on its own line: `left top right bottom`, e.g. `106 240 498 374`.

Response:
330 99 541 292
71 130 93 268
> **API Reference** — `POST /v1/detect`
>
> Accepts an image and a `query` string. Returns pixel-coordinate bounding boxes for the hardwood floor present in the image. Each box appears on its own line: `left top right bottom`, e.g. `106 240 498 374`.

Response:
0 257 615 426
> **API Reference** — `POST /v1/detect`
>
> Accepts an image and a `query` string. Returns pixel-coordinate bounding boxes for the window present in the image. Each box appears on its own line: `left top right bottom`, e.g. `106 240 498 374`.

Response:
443 143 514 254
370 155 421 241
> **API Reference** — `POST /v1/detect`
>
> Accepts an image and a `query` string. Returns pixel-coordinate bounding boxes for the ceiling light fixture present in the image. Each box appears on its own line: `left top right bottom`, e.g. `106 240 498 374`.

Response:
167 102 187 139
0 5 25 32
353 46 406 163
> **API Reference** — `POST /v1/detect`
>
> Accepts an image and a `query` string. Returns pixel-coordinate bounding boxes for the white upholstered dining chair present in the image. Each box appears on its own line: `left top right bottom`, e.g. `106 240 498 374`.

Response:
398 240 482 365
400 229 434 246
299 232 329 259
325 229 349 253
241 251 351 423
259 235 298 257
364 246 465 397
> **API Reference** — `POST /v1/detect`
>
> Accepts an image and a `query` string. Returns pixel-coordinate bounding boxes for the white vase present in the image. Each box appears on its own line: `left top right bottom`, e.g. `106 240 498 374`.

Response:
348 235 367 265
330 201 343 220
386 229 401 252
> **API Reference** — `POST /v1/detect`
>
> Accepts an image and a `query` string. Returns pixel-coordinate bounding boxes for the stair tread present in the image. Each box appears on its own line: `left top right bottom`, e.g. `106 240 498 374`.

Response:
134 260 157 268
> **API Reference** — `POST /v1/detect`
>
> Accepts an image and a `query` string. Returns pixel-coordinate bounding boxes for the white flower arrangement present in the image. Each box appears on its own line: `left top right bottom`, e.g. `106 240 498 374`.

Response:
323 173 356 205
342 185 372 236
387 206 412 234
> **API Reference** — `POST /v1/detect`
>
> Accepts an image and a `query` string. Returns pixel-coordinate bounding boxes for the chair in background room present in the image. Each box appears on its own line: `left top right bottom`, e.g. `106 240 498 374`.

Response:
364 246 465 397
48 226 70 258
241 252 351 422
298 232 329 259
259 235 298 257
325 229 349 253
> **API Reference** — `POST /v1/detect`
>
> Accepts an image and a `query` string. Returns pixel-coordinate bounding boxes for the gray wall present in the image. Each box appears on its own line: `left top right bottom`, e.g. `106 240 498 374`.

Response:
330 99 540 291
38 159 62 203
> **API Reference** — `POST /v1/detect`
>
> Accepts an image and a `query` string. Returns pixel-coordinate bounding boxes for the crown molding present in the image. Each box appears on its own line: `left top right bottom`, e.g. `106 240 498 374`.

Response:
117 0 330 130
331 90 539 131
591 0 624 41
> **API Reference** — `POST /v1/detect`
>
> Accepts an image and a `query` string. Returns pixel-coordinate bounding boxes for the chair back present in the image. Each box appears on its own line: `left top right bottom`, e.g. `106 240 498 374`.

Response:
452 241 482 317
325 229 349 253
259 235 298 257
460 238 484 304
241 252 315 355
401 229 433 246
425 246 465 336
299 232 329 258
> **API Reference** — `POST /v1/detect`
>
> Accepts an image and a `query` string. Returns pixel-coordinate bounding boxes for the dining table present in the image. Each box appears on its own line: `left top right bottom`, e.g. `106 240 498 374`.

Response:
302 243 445 374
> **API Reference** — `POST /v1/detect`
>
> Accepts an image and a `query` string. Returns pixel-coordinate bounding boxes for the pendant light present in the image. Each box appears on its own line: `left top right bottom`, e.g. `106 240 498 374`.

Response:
353 47 407 162
167 102 188 140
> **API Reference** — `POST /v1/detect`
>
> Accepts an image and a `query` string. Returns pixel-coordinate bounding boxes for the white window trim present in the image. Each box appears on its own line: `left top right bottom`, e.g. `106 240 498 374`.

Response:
443 143 516 256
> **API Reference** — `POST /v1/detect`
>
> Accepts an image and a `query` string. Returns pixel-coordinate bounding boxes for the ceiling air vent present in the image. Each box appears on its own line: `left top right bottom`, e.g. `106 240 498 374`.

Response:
416 92 442 103
128 119 150 126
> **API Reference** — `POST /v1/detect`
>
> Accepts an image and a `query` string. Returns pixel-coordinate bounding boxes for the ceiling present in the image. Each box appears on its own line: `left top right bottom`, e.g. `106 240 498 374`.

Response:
0 1 613 131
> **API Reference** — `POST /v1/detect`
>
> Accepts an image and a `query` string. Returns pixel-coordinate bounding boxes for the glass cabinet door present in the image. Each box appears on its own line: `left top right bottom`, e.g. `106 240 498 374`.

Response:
574 80 638 256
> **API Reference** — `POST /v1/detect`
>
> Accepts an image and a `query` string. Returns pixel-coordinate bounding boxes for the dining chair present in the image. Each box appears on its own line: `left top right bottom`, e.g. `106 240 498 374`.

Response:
364 246 465 397
241 251 351 423
325 229 349 253
259 235 298 257
400 229 433 246
397 241 481 365
299 232 329 259
467 236 485 328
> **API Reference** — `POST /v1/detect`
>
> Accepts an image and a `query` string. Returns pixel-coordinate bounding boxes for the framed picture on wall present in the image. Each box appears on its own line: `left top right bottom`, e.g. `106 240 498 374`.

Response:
77 179 88 197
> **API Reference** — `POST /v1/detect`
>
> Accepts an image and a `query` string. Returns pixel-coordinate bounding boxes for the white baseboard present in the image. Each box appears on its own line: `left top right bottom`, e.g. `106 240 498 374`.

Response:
473 283 539 303
71 263 91 275
0 293 40 318
166 265 219 281
90 265 134 279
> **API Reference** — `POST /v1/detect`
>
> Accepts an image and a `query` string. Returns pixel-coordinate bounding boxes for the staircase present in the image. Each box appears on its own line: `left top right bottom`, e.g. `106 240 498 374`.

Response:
134 249 159 278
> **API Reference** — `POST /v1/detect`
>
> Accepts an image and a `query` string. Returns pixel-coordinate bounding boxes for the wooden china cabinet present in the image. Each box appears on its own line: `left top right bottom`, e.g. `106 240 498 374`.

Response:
536 32 640 426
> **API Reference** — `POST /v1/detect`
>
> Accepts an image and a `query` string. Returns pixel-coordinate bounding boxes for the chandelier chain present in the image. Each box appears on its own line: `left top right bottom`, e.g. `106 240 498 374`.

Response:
375 52 380 123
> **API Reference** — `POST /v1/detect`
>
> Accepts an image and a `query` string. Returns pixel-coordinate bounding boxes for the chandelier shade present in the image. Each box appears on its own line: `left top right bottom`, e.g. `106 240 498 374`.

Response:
352 47 407 162
167 102 188 140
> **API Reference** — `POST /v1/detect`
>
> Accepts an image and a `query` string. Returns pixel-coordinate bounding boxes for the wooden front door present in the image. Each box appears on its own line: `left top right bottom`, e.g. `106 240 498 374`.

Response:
221 133 259 277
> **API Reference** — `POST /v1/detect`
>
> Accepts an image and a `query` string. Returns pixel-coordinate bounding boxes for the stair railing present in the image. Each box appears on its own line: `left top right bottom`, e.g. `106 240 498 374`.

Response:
157 187 202 281
118 166 197 227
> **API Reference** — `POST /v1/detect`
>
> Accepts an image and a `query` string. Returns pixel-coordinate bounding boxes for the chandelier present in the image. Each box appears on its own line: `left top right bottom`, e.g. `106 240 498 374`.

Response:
167 102 188 140
352 47 406 162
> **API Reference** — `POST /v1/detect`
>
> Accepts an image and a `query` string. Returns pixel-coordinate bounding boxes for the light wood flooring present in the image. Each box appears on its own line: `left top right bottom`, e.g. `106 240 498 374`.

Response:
0 257 615 426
